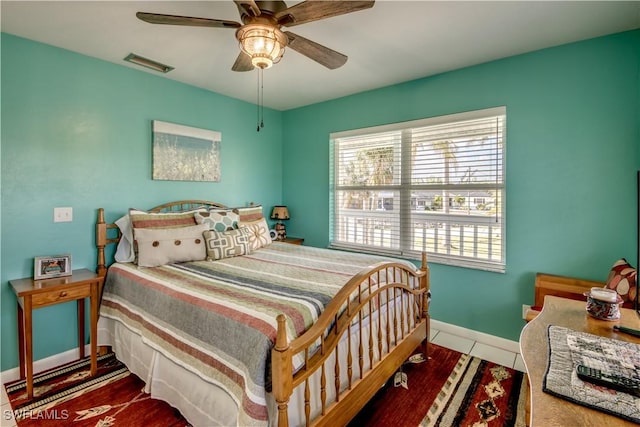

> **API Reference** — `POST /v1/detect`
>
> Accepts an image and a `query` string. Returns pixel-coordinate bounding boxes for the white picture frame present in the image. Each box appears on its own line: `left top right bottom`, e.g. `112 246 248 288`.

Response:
34 254 72 280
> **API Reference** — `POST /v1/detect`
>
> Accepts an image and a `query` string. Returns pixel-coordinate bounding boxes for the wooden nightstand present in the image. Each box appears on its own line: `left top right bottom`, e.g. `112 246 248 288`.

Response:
9 269 103 398
283 237 304 245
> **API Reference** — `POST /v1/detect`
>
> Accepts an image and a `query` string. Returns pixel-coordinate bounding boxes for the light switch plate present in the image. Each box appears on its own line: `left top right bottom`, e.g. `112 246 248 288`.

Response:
54 207 73 222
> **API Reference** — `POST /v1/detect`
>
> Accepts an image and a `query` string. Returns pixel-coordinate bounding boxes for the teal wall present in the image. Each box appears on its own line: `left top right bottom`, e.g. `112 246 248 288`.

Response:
282 30 640 342
2 29 639 372
1 34 284 371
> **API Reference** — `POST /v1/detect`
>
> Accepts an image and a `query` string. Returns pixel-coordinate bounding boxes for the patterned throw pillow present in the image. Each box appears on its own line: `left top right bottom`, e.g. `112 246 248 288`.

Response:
134 224 208 267
129 208 202 229
233 205 264 223
195 209 239 232
604 258 637 308
239 218 272 251
204 228 251 261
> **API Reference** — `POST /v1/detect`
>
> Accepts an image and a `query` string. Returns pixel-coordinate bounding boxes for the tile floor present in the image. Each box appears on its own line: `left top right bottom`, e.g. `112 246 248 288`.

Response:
0 328 526 426
431 326 527 372
1 383 14 427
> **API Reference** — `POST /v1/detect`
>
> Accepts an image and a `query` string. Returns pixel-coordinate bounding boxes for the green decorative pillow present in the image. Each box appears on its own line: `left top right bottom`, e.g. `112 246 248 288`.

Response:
195 209 239 232
239 218 272 251
204 228 252 261
134 224 208 267
604 258 637 308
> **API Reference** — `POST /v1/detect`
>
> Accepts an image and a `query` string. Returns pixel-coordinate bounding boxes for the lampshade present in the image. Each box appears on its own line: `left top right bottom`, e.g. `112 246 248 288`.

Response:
271 206 290 220
236 24 287 69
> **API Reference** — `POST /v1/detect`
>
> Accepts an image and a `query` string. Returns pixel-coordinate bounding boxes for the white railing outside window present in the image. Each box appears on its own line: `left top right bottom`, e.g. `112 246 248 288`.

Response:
329 107 506 272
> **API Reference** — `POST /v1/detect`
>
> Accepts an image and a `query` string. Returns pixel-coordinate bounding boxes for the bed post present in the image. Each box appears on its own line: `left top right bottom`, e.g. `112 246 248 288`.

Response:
272 314 293 427
420 251 430 357
96 208 107 277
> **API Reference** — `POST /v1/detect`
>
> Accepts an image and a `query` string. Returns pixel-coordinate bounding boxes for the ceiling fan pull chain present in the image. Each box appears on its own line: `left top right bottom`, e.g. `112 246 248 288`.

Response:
256 68 261 132
260 67 265 130
256 67 265 132
255 67 266 131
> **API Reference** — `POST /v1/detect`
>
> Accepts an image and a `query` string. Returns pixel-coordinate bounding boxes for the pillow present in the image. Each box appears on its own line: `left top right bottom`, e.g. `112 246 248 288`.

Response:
195 209 239 232
129 208 201 230
127 208 206 262
604 258 637 308
233 205 264 223
203 228 251 261
134 223 208 267
114 208 208 263
239 218 272 251
114 214 135 263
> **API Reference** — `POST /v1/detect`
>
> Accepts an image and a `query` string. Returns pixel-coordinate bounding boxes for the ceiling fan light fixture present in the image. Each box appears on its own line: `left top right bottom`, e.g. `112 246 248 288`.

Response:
236 23 287 69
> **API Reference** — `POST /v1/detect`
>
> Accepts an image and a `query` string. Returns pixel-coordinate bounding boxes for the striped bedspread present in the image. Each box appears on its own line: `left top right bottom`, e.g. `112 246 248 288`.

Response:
99 242 416 426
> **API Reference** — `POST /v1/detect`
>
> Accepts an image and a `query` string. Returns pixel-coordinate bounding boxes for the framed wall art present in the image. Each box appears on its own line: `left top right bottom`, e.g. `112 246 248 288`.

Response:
152 120 221 182
34 254 72 280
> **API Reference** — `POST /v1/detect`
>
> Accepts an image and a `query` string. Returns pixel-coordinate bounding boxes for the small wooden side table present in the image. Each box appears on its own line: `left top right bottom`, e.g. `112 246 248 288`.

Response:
282 237 304 245
10 269 103 398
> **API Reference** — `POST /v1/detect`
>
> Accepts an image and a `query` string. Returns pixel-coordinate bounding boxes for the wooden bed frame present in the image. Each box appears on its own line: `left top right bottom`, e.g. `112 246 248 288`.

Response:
95 200 430 427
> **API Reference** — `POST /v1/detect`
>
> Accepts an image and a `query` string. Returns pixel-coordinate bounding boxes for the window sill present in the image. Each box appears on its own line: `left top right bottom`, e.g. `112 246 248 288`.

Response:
328 242 505 273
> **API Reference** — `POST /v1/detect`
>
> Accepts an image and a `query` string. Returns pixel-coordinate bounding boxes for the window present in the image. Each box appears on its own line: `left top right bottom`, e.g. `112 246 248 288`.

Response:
329 107 506 272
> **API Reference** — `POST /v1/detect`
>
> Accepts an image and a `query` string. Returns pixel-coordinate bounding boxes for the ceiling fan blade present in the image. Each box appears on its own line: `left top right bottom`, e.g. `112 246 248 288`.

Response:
232 52 255 72
284 31 347 70
136 12 241 29
233 0 261 18
276 1 374 27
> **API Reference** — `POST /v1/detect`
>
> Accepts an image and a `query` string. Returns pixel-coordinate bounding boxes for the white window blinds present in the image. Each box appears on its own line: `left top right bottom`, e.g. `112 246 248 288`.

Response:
330 107 506 272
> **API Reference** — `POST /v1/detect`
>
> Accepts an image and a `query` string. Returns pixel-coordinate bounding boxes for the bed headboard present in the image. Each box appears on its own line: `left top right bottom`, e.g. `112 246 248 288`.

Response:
96 200 227 276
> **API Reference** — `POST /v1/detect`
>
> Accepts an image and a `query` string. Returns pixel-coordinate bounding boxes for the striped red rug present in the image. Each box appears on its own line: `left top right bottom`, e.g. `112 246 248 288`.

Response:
351 344 528 427
5 345 526 426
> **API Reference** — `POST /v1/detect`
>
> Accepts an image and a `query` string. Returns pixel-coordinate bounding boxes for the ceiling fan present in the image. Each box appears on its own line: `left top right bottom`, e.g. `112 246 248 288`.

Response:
136 0 375 71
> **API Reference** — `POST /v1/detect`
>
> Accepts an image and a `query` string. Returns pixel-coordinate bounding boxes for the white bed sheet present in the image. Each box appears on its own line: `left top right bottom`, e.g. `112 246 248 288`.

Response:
98 292 414 427
99 317 238 426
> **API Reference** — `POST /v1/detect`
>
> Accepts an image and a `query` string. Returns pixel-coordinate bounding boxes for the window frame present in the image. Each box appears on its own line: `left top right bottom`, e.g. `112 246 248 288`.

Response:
329 107 506 273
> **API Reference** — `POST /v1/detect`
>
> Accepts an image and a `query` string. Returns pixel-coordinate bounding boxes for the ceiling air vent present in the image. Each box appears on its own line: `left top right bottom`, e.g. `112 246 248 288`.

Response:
124 53 174 73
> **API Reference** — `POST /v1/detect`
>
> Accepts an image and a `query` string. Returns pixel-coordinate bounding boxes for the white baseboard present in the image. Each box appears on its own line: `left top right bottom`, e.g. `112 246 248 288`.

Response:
430 319 521 353
1 345 90 385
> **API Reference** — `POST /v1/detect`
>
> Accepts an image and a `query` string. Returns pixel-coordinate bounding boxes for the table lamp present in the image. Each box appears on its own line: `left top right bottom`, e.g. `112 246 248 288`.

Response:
270 206 290 241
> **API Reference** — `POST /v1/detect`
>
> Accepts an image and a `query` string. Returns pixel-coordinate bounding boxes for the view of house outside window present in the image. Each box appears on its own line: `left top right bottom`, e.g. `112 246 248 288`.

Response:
330 107 506 272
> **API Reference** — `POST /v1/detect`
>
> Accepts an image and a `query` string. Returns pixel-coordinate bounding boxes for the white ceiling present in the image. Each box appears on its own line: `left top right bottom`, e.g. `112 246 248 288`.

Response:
2 1 639 111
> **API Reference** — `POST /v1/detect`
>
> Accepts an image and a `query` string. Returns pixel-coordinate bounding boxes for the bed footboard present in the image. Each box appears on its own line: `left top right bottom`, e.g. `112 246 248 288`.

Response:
272 253 430 427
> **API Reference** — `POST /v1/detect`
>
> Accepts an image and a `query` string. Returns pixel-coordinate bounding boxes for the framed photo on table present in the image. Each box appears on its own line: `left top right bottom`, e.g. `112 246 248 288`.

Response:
34 254 72 280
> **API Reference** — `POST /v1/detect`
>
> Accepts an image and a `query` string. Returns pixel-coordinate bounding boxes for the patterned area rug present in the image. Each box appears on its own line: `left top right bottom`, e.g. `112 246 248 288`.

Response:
422 352 528 426
4 353 189 426
6 346 526 426
350 344 528 427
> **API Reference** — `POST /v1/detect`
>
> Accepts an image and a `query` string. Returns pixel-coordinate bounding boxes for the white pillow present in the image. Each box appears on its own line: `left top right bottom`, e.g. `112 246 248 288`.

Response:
114 214 135 263
114 208 206 263
238 218 272 251
134 223 208 267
